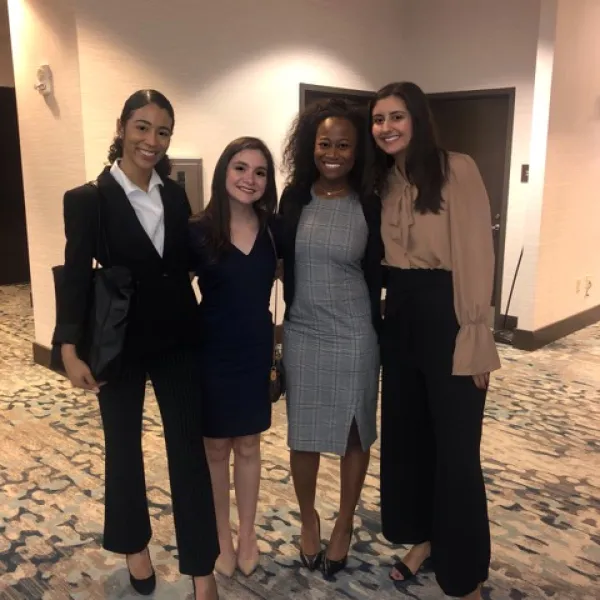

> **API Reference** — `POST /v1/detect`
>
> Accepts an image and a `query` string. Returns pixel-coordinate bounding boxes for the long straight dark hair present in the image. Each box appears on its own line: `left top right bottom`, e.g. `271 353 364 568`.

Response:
365 81 449 213
107 89 174 179
196 137 278 263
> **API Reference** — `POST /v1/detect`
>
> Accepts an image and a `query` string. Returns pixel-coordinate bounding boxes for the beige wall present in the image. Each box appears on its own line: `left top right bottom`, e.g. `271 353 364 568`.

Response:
8 0 409 346
75 0 409 196
0 0 14 86
517 0 558 331
8 0 86 346
532 0 600 328
400 0 542 324
7 0 598 347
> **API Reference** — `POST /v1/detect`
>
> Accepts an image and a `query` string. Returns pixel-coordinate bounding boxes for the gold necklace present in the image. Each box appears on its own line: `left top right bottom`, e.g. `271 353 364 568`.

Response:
315 184 349 197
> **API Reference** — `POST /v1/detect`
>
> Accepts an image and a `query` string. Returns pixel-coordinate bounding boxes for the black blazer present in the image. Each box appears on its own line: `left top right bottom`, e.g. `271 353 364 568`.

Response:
276 185 384 335
52 166 198 356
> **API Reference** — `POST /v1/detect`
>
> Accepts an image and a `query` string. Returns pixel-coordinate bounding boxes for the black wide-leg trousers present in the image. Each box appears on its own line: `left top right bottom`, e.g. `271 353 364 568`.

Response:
97 348 219 576
380 268 490 597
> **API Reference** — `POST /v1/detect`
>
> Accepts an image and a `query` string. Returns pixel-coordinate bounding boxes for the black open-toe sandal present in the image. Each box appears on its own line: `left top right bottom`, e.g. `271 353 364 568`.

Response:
389 555 433 584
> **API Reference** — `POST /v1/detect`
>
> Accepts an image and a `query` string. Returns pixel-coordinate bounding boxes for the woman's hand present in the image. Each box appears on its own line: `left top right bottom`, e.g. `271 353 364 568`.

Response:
472 372 490 390
61 344 100 393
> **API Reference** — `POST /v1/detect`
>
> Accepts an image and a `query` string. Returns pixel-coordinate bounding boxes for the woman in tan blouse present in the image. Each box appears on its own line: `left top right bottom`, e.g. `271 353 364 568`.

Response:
366 82 501 600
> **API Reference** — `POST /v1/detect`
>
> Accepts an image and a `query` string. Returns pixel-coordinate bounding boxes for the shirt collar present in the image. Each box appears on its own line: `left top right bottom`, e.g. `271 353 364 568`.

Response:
110 160 163 196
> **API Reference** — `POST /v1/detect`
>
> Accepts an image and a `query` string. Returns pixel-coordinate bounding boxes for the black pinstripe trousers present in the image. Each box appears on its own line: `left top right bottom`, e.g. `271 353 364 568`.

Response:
97 348 219 576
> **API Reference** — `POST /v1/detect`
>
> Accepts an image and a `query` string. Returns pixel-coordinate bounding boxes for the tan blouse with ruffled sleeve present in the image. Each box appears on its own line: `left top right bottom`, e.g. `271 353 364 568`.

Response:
381 151 501 376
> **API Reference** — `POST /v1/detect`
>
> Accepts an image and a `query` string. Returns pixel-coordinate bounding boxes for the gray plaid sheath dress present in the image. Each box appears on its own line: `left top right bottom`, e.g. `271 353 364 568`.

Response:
283 190 380 455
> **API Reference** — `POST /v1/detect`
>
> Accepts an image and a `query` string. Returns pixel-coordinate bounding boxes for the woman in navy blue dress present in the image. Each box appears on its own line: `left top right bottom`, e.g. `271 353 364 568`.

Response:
189 137 279 579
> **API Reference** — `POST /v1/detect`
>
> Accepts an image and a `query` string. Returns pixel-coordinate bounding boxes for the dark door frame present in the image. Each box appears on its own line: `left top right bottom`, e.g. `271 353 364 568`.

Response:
0 85 30 286
427 87 515 327
299 82 374 111
299 83 515 327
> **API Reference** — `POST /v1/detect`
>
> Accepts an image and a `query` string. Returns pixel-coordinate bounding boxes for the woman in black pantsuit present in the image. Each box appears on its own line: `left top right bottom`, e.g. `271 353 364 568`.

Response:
366 82 501 599
52 90 219 600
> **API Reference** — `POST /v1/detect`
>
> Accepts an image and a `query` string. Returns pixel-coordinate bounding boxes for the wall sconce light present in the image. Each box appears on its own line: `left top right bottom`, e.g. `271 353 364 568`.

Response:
34 64 53 97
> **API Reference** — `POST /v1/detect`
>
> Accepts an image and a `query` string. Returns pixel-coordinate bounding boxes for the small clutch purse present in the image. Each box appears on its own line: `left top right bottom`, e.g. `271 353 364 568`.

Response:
267 225 285 403
269 342 286 403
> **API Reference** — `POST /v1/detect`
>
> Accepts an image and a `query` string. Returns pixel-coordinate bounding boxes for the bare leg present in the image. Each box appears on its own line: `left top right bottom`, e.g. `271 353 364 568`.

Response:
192 573 218 600
232 434 261 572
126 547 153 579
204 437 235 575
327 420 369 561
290 450 321 556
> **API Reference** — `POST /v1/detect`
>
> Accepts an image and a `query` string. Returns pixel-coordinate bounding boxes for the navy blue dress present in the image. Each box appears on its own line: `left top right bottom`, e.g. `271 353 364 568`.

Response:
189 219 277 438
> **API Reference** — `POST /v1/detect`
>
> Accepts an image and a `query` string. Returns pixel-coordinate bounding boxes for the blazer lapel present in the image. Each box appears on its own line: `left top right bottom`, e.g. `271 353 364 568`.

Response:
96 167 163 263
284 187 307 257
359 192 381 230
159 184 177 263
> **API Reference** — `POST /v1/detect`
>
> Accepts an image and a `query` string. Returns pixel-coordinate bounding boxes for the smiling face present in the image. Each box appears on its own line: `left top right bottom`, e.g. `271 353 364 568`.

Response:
371 95 413 157
118 103 173 172
225 149 268 206
313 117 357 185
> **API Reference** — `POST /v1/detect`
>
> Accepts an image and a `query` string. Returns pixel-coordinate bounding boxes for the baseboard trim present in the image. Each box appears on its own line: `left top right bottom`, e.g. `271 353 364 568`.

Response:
32 342 68 378
495 313 518 331
32 342 53 369
513 303 600 351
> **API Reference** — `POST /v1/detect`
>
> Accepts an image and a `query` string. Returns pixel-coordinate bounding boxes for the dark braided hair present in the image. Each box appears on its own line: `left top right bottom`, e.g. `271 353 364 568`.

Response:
107 89 174 179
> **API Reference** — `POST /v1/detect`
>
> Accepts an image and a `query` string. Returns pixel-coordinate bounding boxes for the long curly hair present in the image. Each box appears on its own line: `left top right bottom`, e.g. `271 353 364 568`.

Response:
282 97 367 193
195 136 278 263
107 89 174 179
365 81 448 214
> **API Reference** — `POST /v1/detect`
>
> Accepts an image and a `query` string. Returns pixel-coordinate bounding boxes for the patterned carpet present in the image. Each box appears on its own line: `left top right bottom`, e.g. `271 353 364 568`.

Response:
0 284 598 600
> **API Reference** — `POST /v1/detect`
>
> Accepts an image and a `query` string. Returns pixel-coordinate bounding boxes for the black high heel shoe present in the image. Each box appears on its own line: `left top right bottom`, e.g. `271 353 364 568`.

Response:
299 510 323 571
126 548 156 596
322 525 353 578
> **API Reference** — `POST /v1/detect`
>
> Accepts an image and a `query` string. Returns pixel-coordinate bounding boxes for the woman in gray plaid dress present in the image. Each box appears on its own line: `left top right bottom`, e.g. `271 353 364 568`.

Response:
279 98 383 577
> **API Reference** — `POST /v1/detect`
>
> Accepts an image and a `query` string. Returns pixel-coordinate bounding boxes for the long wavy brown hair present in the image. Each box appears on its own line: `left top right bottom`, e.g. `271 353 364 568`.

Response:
193 137 278 263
